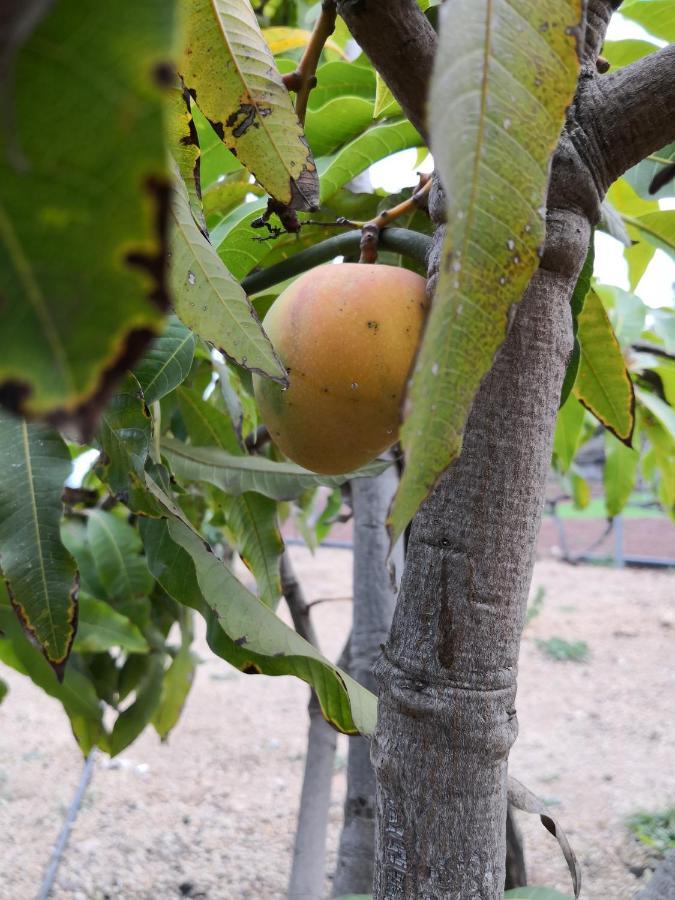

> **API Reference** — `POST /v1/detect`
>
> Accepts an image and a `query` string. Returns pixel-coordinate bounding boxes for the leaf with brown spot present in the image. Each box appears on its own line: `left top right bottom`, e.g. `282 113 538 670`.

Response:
0 1 176 435
179 0 319 210
391 0 583 543
0 411 78 675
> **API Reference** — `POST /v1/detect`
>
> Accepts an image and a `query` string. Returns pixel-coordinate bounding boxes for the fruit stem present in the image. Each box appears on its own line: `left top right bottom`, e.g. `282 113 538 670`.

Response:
359 174 432 263
241 227 432 295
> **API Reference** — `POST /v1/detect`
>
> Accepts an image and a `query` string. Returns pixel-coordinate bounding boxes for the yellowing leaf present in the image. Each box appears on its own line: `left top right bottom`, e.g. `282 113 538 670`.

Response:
390 0 582 541
573 291 635 444
262 26 346 58
179 0 319 210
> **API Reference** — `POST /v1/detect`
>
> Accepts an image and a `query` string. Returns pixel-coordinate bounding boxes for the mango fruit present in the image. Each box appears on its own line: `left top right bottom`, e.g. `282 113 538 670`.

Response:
253 263 428 474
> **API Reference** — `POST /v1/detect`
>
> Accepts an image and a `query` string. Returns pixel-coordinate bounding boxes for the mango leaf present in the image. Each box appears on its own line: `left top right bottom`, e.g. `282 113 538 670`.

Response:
624 210 675 257
176 386 242 455
161 437 391 500
601 39 657 69
597 285 647 346
0 678 7 704
553 395 586 473
110 653 164 756
391 0 582 541
621 0 675 42
262 26 346 58
504 890 573 900
625 142 675 200
0 413 77 673
152 641 197 740
166 86 207 234
308 61 375 109
134 315 196 405
95 373 151 496
86 511 154 603
319 119 423 202
573 291 634 444
0 0 174 432
571 471 590 509
74 594 149 655
636 387 675 442
169 175 285 380
141 516 377 735
193 104 244 192
373 73 401 118
220 492 283 607
561 241 594 405
304 97 375 158
179 0 319 210
604 431 638 517
0 585 103 753
211 201 268 280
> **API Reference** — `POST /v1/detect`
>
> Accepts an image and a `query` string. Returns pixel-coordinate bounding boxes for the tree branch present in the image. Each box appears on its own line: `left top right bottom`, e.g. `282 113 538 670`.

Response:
588 44 675 190
336 0 436 142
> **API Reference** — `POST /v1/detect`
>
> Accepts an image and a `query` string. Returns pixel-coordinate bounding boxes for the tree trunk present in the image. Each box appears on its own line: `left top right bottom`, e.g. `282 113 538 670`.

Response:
283 553 338 900
333 467 403 897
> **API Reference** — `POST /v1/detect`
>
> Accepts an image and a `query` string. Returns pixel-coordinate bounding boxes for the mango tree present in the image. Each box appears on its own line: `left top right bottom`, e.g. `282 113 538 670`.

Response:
1 0 674 898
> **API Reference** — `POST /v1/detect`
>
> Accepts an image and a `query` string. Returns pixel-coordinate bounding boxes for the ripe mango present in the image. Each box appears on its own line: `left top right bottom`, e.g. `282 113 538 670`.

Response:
253 263 428 474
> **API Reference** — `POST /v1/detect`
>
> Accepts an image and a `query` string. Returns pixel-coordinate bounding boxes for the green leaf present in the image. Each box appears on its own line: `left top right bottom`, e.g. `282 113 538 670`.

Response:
391 0 582 541
86 511 154 603
624 210 675 257
553 395 586 473
597 285 646 346
0 0 174 430
504 889 574 900
308 61 375 109
601 39 657 69
193 103 244 192
161 437 391 500
179 0 319 210
110 653 164 756
221 492 283 607
95 373 151 496
373 74 401 118
74 594 149 655
211 201 268 281
0 413 77 671
604 431 639 517
571 471 591 509
152 641 197 740
561 242 594 405
167 87 207 234
636 387 675 442
0 677 7 704
319 119 423 202
262 26 346 58
141 517 376 735
133 314 196 405
621 0 675 42
176 386 242 455
61 520 107 600
0 585 103 752
304 96 375 158
169 174 285 381
625 142 675 200
573 291 635 443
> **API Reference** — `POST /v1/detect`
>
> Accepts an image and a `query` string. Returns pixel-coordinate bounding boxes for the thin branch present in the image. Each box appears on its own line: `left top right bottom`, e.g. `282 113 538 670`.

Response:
241 227 431 295
283 1 337 126
337 0 436 142
359 175 431 263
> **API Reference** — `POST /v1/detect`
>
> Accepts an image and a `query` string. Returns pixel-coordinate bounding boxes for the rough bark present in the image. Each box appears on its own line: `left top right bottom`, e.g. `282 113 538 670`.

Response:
355 3 675 898
333 466 404 897
336 0 436 141
283 553 339 900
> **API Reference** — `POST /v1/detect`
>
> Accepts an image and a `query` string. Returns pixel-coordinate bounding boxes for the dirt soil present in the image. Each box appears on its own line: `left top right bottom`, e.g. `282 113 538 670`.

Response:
1 550 673 900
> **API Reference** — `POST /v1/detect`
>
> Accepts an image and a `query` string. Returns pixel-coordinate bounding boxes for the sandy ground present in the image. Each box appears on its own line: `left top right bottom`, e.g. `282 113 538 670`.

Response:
1 550 673 900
